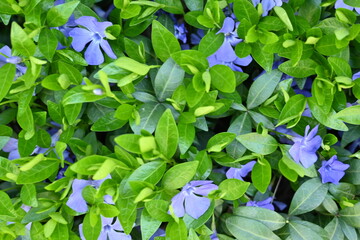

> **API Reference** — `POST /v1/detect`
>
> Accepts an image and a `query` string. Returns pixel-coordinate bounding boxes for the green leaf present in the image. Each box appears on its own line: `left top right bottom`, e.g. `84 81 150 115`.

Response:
198 31 225 57
219 179 250 200
226 216 281 240
46 1 80 27
0 64 16 102
279 59 318 78
58 61 83 85
162 161 199 189
82 213 101 240
20 184 38 207
145 200 172 222
298 0 321 26
247 69 282 109
63 103 82 126
114 57 151 76
166 220 187 240
236 133 278 155
155 109 179 159
339 218 358 240
0 191 17 219
11 22 36 57
0 157 18 181
328 56 352 78
171 50 209 74
178 123 195 154
154 58 185 101
344 0 360 7
209 65 236 93
17 159 59 184
274 6 293 31
130 103 166 134
141 209 162 240
233 0 259 26
288 220 324 240
234 207 286 230
288 178 329 216
277 94 306 126
325 217 344 240
98 203 120 217
152 20 181 62
308 97 348 131
227 113 252 158
91 111 127 132
38 28 58 61
315 34 344 56
250 42 274 72
115 134 142 154
340 202 360 228
335 105 360 124
207 132 236 152
251 159 272 193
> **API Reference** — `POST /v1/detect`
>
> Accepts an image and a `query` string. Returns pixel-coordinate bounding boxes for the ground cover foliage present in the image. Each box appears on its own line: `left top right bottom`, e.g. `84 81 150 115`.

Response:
1 0 360 239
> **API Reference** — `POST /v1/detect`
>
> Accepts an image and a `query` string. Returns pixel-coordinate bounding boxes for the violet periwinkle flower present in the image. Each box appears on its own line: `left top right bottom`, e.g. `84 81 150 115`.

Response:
252 0 285 16
79 216 131 240
174 23 188 44
191 29 205 45
217 17 242 46
246 197 275 210
2 138 20 160
318 155 350 185
289 125 322 168
207 42 252 72
335 0 360 14
226 161 256 180
69 16 117 65
352 71 360 80
66 176 110 213
0 45 27 76
170 180 218 219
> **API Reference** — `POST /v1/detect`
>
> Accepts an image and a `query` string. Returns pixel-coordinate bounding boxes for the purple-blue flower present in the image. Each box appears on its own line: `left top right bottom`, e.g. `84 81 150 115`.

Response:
79 216 131 240
174 23 188 44
2 138 20 160
0 45 27 76
335 0 360 14
69 16 117 65
246 197 275 210
66 176 111 213
318 155 350 185
170 180 218 219
217 17 242 46
226 161 256 180
252 0 285 16
289 125 322 168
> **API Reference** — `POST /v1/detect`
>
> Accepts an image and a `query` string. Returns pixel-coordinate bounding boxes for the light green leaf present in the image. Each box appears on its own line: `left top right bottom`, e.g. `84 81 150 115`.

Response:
209 65 236 93
279 59 318 78
251 159 272 193
46 1 79 27
277 94 306 126
207 132 236 152
233 0 259 26
219 179 250 200
335 105 360 125
236 133 278 155
162 161 199 189
11 22 36 57
0 64 16 102
17 159 59 184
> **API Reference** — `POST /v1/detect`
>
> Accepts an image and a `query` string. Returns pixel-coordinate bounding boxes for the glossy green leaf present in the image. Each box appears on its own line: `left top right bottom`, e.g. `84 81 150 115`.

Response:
279 59 318 78
209 65 236 93
46 1 79 27
219 179 250 200
38 28 57 61
233 0 259 26
277 94 306 126
289 178 329 215
198 31 224 57
251 159 272 193
11 22 36 57
17 159 59 184
237 133 278 155
335 105 360 124
162 161 199 189
340 202 360 228
0 64 16 102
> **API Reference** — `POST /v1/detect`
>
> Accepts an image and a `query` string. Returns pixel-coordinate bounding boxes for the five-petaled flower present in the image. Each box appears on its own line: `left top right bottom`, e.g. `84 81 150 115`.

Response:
69 16 117 65
318 155 350 185
289 125 322 168
79 216 131 240
252 0 285 16
246 197 275 210
226 161 256 180
170 180 218 219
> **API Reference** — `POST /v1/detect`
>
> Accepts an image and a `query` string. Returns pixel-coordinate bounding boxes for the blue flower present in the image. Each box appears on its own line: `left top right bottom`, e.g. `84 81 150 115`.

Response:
226 161 256 180
246 197 275 210
170 180 218 219
174 23 188 44
318 155 350 185
289 125 322 168
69 16 117 65
0 45 27 76
79 216 131 240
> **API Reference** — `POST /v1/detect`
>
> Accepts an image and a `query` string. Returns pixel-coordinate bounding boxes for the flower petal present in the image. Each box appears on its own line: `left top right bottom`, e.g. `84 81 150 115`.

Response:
107 229 132 240
100 40 117 59
69 28 93 52
184 194 210 219
84 40 104 65
217 17 235 34
171 192 186 218
194 184 218 196
299 150 318 168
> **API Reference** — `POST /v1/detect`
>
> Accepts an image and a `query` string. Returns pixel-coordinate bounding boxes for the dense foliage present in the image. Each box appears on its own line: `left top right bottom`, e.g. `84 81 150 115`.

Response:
1 0 360 239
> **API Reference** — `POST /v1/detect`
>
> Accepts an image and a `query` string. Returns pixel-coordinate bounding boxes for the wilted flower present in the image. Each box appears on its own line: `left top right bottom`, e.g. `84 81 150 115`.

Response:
246 197 274 210
252 0 285 16
289 125 322 168
69 16 117 65
226 161 256 180
0 45 27 76
79 216 131 240
318 155 350 184
335 0 360 14
170 180 218 219
66 176 111 213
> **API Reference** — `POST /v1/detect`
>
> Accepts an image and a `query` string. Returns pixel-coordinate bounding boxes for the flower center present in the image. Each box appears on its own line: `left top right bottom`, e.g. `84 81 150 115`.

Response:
103 224 111 232
93 32 102 41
